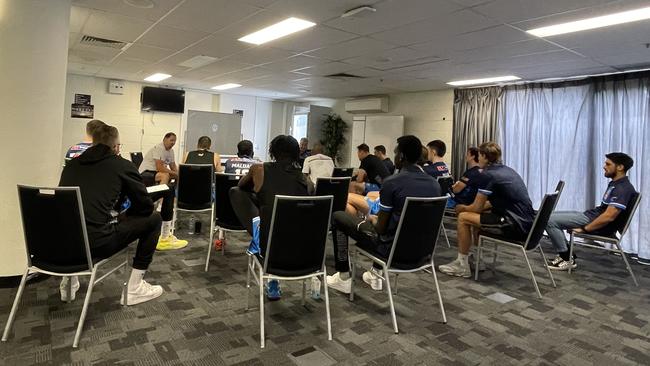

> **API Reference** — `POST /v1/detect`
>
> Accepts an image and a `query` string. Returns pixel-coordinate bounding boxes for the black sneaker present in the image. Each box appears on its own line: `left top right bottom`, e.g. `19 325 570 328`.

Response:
548 258 577 271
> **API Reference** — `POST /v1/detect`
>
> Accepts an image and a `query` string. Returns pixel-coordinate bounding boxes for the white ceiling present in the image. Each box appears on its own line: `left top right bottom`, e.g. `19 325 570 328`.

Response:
68 0 650 99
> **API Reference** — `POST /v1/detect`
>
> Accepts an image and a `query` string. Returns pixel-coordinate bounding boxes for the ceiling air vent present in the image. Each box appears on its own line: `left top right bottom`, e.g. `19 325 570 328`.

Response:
324 72 365 79
80 35 130 50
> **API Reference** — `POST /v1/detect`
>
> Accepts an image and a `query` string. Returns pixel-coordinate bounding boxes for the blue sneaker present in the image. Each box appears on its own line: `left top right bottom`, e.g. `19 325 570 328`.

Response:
265 280 282 301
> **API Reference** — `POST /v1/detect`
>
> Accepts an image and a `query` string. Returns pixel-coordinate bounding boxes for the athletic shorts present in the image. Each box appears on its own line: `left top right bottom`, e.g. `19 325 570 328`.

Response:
364 197 381 215
141 170 157 187
480 212 527 240
363 183 380 195
247 216 261 255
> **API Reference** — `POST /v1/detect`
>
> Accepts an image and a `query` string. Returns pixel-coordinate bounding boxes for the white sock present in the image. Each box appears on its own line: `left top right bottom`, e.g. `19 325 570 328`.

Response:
161 221 172 239
128 268 146 292
339 272 350 280
60 276 79 288
458 253 469 266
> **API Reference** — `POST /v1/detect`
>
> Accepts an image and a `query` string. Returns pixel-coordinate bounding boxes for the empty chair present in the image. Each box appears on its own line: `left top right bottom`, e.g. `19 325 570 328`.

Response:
2 186 130 348
315 177 351 215
349 197 448 333
177 164 215 252
130 152 143 169
205 172 247 270
474 191 560 298
332 167 354 177
568 192 641 286
245 195 333 348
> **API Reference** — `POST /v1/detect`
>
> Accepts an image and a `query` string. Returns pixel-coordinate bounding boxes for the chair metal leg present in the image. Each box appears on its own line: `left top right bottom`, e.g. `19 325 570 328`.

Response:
322 270 332 341
568 232 575 275
349 249 356 302
2 269 29 342
67 276 73 304
614 242 639 286
521 247 542 299
474 238 482 281
259 269 265 348
205 229 214 273
122 250 130 306
382 265 399 334
245 255 252 311
73 269 97 348
208 206 215 259
430 261 447 324
538 246 556 288
393 274 399 295
301 280 306 306
221 230 226 256
492 244 499 267
442 223 451 248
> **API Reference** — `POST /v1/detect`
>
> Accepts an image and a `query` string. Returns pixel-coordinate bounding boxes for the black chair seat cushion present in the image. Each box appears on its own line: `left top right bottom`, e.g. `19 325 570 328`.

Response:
178 201 211 210
479 231 526 246
31 256 112 274
356 241 432 271
215 220 245 231
254 253 320 277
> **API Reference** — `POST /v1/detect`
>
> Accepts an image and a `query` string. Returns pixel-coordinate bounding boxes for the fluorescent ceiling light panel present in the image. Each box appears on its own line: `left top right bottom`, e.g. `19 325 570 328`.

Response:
527 6 650 37
238 17 316 45
211 83 242 90
144 73 171 82
447 75 521 86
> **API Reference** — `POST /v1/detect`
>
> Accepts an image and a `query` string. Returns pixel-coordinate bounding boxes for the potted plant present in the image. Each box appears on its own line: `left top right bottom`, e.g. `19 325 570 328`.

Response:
320 113 348 165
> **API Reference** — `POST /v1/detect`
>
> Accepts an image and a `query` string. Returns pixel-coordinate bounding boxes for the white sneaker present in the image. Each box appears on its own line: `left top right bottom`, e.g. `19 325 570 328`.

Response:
120 280 163 306
362 268 383 291
438 258 472 278
326 272 351 294
60 276 80 302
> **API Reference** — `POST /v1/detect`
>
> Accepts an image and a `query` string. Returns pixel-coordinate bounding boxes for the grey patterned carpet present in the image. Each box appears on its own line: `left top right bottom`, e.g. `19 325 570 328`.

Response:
1 214 650 365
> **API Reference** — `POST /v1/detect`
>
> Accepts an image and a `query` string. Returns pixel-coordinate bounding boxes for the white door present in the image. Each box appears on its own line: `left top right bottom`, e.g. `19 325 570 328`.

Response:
349 115 404 168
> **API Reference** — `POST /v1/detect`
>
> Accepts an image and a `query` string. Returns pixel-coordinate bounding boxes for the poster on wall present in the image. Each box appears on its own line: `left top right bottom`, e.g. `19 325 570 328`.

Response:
72 93 94 118
71 104 94 118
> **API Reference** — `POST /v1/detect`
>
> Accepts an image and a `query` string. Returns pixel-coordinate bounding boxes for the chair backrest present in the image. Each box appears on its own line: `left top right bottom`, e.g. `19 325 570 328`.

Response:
387 197 448 269
130 152 143 169
436 176 455 196
332 167 354 177
214 172 245 228
524 191 559 250
315 177 351 214
177 164 214 209
264 195 333 277
616 192 641 237
17 185 93 273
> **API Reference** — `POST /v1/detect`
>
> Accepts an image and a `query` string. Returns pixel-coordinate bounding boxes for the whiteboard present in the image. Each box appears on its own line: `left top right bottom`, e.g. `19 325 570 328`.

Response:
349 115 404 168
185 110 242 156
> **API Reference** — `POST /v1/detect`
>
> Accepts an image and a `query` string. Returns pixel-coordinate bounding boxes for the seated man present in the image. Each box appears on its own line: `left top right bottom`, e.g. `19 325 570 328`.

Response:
59 125 164 305
139 132 179 186
299 137 311 159
422 140 450 178
302 142 335 185
374 145 395 175
183 135 223 172
349 143 390 195
225 139 258 175
449 147 482 206
545 152 635 270
230 135 313 299
327 135 442 293
64 119 105 163
439 141 535 278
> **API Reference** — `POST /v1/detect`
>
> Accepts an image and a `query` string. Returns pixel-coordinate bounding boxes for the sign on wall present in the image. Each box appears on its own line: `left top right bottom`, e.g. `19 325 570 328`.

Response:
71 93 94 119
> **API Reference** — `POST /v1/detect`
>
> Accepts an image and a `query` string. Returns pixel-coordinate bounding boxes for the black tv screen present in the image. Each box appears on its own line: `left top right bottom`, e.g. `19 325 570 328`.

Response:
141 86 185 113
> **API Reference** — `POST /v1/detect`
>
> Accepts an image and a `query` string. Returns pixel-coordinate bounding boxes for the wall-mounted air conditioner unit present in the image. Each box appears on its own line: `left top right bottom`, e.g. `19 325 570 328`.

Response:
344 96 389 114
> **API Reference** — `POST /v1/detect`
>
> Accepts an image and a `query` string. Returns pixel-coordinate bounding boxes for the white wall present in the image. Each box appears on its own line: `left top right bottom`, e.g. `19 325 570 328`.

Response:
331 89 454 168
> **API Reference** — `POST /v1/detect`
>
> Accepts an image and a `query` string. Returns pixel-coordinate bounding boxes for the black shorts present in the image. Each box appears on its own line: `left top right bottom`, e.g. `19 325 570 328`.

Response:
480 212 527 240
141 170 157 187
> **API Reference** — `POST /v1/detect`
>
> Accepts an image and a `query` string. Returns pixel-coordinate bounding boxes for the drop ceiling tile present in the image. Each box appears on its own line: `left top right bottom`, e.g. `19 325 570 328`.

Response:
139 25 210 50
70 6 91 34
343 47 443 70
83 11 153 42
122 43 175 63
324 0 461 36
269 26 358 53
195 60 257 80
533 21 650 52
108 58 150 74
592 51 650 69
305 37 395 61
67 62 103 75
450 39 564 64
450 25 533 51
161 0 262 33
265 0 383 23
296 61 358 76
263 55 327 72
218 67 274 82
226 47 297 66
472 0 614 24
72 0 183 21
69 45 122 65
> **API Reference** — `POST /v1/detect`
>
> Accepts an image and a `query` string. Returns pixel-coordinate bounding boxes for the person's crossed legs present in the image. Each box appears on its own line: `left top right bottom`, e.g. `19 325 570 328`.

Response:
546 211 590 270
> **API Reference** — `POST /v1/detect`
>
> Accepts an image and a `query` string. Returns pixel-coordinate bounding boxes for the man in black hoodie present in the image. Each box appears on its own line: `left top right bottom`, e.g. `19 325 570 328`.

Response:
59 125 164 306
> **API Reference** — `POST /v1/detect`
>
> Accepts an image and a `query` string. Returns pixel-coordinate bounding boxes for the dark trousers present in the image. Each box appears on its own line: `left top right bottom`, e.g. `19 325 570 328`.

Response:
229 187 259 236
331 211 387 273
149 189 174 221
92 212 162 270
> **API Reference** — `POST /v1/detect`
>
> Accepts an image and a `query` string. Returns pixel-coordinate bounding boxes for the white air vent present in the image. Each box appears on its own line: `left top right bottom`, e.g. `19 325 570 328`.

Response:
80 35 130 50
345 96 389 114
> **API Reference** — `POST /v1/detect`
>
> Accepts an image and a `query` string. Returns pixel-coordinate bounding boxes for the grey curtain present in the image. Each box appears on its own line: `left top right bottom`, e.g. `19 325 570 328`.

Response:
499 72 650 260
452 87 503 179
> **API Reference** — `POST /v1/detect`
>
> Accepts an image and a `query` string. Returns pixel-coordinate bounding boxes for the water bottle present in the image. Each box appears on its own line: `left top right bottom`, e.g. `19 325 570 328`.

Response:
188 216 196 235
311 277 321 300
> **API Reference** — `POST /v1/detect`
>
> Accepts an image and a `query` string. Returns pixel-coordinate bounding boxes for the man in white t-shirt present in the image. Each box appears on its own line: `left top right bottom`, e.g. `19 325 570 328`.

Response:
139 132 178 186
302 143 335 185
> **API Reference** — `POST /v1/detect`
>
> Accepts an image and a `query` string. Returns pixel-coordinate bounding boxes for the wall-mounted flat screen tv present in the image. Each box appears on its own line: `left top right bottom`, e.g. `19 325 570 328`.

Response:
141 86 185 113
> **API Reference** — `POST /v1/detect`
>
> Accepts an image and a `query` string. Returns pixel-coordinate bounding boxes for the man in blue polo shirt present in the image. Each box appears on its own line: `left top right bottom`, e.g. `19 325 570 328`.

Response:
545 152 636 270
327 135 441 293
439 141 535 278
422 140 450 178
